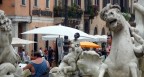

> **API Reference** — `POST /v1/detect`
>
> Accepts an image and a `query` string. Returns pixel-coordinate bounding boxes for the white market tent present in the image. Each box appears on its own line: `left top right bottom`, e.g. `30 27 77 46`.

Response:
12 38 36 47
94 35 107 42
22 24 107 42
42 34 107 42
41 35 99 41
22 24 89 37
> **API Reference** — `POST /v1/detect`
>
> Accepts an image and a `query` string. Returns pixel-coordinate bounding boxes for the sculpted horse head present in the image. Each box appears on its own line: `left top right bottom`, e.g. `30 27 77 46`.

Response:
98 4 140 77
100 4 128 32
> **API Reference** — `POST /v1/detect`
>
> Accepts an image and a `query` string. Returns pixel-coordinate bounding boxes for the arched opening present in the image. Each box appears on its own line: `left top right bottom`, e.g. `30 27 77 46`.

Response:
101 27 105 35
94 27 98 35
84 19 90 34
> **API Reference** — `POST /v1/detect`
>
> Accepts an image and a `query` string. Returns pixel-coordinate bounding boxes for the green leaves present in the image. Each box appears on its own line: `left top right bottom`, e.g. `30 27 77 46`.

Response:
122 12 131 21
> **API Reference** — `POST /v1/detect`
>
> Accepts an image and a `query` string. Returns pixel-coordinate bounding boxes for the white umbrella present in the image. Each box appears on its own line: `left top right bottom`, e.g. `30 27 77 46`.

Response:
94 35 107 42
12 38 36 47
42 34 100 42
42 35 64 41
21 24 89 37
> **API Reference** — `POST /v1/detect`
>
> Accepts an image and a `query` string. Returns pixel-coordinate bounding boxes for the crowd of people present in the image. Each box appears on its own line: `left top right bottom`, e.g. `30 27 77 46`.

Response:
17 33 112 77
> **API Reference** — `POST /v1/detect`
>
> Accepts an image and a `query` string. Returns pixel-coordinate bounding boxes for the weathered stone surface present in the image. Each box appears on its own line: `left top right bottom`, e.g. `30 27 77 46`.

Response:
133 0 144 77
0 10 21 77
99 4 140 77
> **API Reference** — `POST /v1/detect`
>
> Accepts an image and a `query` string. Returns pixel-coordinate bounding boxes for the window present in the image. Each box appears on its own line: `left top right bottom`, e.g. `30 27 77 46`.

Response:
34 0 38 6
103 0 110 7
84 0 92 11
46 0 50 8
72 0 81 6
0 0 2 4
95 0 99 5
101 27 105 35
94 27 98 35
77 0 81 6
71 0 73 5
74 0 77 4
22 0 26 5
55 0 57 6
84 19 90 34
120 0 129 12
113 0 118 4
62 0 65 7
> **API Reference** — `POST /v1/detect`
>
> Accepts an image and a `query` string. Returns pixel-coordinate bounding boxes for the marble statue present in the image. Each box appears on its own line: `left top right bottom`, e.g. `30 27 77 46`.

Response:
99 4 140 77
0 10 21 77
49 41 83 77
77 50 102 77
133 0 144 77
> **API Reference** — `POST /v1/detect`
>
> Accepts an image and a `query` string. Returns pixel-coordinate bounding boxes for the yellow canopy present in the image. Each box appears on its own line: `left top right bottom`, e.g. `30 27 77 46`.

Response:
80 41 100 48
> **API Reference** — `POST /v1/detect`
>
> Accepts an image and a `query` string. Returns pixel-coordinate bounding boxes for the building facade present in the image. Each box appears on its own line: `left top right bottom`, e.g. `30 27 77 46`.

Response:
0 0 54 52
0 0 133 53
53 0 131 36
53 0 107 35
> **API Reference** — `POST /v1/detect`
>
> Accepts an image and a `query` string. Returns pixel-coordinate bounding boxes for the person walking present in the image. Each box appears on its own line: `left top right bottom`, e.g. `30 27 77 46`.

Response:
39 47 44 57
23 52 50 77
23 51 30 63
44 47 49 61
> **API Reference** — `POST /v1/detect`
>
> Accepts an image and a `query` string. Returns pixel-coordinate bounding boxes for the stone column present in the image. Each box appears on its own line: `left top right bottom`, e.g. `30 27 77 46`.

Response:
12 22 19 52
25 23 30 54
80 0 85 32
12 22 18 37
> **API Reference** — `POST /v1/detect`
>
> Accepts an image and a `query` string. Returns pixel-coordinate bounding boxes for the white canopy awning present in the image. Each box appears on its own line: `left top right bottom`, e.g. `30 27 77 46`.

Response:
42 34 107 42
21 24 89 37
12 38 36 47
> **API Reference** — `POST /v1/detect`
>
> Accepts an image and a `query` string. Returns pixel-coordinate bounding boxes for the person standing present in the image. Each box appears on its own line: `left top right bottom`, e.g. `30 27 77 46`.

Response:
23 51 30 63
23 52 50 77
39 47 44 57
51 51 56 67
48 46 53 66
44 48 48 60
22 49 26 62
106 35 112 55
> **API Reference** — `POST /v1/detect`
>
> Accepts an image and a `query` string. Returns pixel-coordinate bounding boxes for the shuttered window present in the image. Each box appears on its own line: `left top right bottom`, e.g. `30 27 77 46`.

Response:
46 0 49 8
22 0 26 5
34 0 38 6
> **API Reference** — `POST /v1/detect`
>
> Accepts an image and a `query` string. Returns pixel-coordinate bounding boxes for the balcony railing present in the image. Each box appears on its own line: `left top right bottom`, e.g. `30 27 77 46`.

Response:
53 4 83 19
84 5 99 19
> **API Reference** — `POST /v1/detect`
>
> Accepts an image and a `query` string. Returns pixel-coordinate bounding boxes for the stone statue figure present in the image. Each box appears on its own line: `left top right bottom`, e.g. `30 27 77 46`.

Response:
50 32 106 77
49 35 83 77
133 0 144 76
77 50 103 77
63 36 71 55
0 10 21 77
99 4 140 77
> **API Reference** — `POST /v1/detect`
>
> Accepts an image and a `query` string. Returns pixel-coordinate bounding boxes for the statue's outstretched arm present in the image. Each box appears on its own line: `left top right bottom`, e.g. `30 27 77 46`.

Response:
133 3 144 15
130 27 144 57
62 59 76 74
131 30 144 44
